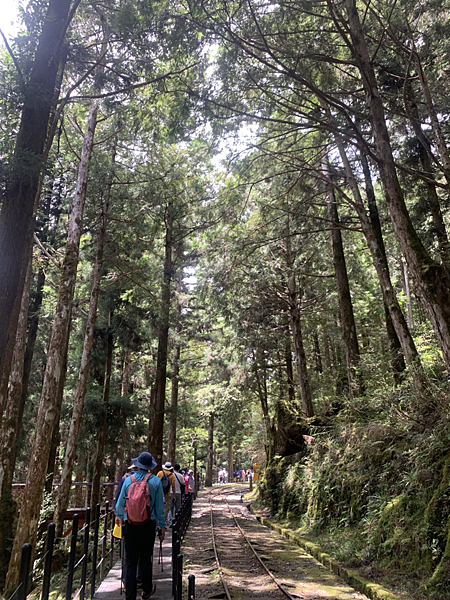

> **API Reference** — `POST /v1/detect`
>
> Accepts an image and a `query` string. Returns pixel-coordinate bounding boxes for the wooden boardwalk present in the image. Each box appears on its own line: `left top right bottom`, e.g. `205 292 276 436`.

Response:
94 528 173 600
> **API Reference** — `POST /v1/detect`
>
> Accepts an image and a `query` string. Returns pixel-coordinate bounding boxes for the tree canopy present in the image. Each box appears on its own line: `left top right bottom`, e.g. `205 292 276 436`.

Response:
1 0 450 596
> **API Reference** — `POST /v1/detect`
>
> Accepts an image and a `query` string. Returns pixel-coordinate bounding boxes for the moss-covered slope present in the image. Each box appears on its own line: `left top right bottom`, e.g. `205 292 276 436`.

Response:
257 394 450 599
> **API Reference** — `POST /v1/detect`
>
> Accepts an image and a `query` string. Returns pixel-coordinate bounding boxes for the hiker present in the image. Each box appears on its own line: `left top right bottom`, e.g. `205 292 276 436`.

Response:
188 469 195 493
172 464 185 520
115 451 166 600
182 469 189 499
157 461 176 524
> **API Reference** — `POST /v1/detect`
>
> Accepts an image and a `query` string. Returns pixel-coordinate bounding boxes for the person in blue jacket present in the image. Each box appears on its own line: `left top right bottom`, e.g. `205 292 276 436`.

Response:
115 452 166 600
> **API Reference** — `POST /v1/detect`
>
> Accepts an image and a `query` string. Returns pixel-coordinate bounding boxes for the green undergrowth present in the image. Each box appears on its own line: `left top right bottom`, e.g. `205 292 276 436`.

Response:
256 369 450 599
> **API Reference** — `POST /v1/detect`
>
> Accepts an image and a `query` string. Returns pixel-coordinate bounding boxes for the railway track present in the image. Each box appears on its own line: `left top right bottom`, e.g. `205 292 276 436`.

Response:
209 488 299 600
184 485 368 600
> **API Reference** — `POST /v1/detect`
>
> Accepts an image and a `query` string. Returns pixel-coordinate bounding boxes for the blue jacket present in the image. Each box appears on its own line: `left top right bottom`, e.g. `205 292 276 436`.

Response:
115 470 167 528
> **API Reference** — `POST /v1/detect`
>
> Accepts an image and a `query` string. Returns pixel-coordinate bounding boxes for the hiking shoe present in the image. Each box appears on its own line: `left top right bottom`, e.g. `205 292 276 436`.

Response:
142 583 156 599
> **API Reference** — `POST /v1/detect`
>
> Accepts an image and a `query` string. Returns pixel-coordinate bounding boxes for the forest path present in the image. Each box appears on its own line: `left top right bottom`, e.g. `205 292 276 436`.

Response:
93 527 173 600
183 486 368 600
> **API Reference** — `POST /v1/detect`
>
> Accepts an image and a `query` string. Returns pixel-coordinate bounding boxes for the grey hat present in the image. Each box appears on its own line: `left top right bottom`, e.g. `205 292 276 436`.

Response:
163 461 173 471
132 452 157 471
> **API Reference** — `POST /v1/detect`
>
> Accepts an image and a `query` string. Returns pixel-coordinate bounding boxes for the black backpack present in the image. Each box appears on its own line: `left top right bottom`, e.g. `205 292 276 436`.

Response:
161 471 171 494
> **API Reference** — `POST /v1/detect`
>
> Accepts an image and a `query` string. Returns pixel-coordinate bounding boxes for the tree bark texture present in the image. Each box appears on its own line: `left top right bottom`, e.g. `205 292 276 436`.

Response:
54 140 114 537
285 338 295 405
400 259 414 330
253 349 273 456
167 344 181 464
344 0 450 373
0 257 32 584
359 151 407 378
413 52 450 187
114 350 131 488
20 268 46 422
417 140 450 267
331 133 420 372
288 276 314 417
0 263 47 567
323 157 361 395
148 202 174 468
90 326 114 514
45 420 61 495
0 0 73 395
4 99 98 595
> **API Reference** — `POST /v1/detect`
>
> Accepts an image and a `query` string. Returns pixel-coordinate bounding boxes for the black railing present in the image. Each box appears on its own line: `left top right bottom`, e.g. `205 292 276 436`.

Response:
9 501 119 600
171 493 193 600
12 492 194 600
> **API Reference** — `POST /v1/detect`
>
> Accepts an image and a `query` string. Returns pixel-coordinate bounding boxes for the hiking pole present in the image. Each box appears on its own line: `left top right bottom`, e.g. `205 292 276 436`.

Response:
160 538 163 572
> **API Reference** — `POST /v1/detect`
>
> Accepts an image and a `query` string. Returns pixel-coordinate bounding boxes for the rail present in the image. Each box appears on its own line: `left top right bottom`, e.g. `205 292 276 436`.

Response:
171 493 193 600
205 488 296 600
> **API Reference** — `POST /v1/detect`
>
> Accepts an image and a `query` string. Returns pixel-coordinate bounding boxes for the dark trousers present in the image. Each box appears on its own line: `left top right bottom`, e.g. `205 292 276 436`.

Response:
124 520 156 600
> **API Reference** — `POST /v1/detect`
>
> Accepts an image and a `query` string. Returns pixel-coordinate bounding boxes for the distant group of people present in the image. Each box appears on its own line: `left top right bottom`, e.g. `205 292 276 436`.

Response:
218 468 228 484
218 468 253 484
157 462 196 525
114 452 198 600
233 469 253 482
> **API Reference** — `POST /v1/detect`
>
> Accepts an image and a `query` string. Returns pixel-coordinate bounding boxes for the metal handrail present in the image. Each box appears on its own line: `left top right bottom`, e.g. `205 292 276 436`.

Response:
9 501 117 600
172 493 193 599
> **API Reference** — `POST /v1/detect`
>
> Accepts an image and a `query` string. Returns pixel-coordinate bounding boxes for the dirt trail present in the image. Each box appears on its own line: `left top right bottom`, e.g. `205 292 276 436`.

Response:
182 486 368 600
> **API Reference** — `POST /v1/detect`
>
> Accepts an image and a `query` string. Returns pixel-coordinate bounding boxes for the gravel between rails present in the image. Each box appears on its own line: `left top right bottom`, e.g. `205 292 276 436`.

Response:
182 486 368 600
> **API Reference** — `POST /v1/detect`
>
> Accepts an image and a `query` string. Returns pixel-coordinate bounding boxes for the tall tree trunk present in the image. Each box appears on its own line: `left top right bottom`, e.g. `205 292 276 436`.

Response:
285 337 295 404
1 264 47 557
405 94 450 265
313 330 323 374
359 151 407 378
114 429 127 494
253 350 271 443
0 257 32 584
0 0 74 396
193 444 198 494
329 131 420 374
167 343 181 464
417 141 450 267
73 455 84 508
4 99 98 595
288 276 314 417
45 420 60 496
114 349 131 488
205 413 214 487
400 259 414 330
323 157 362 395
90 324 114 514
228 442 233 484
148 202 174 468
412 52 450 187
284 224 314 415
54 140 114 537
343 0 450 373
147 385 156 451
20 268 46 418
322 329 332 371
